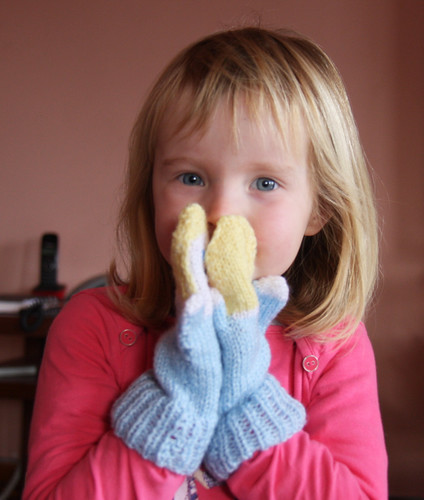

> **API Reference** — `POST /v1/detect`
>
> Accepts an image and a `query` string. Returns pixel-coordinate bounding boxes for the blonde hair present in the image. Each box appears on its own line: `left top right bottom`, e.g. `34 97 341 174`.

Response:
110 27 378 341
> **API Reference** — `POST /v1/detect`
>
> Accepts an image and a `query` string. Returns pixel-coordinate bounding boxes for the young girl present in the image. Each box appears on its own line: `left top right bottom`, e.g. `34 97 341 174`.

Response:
24 27 387 499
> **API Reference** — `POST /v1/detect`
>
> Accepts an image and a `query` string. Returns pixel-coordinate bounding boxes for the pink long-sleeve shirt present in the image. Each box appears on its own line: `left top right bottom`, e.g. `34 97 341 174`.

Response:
23 288 387 499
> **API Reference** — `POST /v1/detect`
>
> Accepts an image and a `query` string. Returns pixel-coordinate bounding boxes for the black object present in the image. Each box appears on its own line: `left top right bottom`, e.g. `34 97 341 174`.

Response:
19 296 61 333
33 233 65 297
39 233 58 287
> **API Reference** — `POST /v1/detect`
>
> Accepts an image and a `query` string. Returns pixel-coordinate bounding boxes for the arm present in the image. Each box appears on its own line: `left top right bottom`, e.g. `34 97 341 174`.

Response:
111 203 222 475
226 326 388 499
202 211 386 497
23 291 184 500
203 214 305 480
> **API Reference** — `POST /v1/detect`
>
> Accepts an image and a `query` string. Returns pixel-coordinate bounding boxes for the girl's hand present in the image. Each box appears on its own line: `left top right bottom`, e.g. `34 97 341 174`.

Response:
112 204 222 475
203 214 306 480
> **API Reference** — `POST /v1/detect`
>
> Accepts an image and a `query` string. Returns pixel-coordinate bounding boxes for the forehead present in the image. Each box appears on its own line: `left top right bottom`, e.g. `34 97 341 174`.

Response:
156 89 308 156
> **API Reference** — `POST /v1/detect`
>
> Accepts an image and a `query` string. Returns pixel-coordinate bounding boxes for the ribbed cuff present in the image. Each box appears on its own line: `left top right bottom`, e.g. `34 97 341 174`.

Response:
112 372 218 475
204 375 306 480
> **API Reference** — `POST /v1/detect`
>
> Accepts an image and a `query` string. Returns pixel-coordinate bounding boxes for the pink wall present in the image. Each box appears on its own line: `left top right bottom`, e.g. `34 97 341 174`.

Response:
1 0 423 496
0 0 399 295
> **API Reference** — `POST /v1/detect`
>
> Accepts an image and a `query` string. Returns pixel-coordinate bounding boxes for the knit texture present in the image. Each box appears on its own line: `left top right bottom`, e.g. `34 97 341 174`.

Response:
112 204 221 474
204 214 306 480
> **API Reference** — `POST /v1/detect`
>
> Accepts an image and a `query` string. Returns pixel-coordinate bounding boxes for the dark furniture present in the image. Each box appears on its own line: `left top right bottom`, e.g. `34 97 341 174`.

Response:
0 313 54 498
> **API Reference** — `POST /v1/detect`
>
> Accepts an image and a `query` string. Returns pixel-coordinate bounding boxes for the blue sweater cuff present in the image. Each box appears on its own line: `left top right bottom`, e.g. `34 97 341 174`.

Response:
112 371 219 475
204 374 306 480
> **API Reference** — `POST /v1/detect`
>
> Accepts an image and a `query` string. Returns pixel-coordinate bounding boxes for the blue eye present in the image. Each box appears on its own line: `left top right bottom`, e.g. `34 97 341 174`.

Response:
254 178 277 191
179 173 204 186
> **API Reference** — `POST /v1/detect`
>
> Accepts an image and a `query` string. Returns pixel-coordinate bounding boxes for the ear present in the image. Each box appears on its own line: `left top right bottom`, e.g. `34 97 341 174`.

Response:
304 210 326 236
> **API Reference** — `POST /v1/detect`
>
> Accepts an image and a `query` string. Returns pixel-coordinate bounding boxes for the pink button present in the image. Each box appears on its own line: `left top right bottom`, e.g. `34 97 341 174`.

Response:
302 355 319 373
119 329 137 346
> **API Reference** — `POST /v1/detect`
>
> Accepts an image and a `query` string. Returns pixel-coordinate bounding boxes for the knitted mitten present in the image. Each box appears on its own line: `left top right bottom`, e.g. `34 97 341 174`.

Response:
112 204 221 475
203 215 306 480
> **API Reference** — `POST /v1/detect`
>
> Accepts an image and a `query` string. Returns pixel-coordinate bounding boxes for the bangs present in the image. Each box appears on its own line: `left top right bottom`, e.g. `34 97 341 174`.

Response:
153 28 308 152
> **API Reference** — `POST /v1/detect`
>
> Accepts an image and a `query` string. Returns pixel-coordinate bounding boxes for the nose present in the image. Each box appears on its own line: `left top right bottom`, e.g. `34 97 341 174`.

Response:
204 187 241 235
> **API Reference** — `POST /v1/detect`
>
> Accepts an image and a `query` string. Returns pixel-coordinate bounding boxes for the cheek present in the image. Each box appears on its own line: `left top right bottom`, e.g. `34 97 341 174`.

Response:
154 206 178 264
253 215 309 277
255 232 298 276
152 175 181 264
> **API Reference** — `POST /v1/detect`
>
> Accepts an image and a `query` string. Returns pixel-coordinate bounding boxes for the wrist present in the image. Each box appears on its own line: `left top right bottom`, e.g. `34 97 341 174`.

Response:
204 375 306 480
112 371 220 475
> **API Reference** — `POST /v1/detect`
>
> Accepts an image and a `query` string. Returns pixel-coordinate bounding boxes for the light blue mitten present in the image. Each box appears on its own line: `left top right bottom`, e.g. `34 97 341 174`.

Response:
112 204 222 475
203 214 306 480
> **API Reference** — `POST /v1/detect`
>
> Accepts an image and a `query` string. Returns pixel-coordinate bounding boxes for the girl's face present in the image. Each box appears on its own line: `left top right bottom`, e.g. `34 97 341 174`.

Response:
152 100 322 280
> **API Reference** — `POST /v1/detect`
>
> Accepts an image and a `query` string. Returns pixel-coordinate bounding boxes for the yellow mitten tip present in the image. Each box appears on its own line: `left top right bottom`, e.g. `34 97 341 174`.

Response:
205 214 258 314
171 204 207 299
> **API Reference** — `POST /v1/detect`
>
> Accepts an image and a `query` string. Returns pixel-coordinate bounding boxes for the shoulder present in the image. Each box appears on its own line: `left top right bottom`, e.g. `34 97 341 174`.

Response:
46 287 159 391
61 286 120 315
298 321 372 362
267 322 378 408
56 286 130 326
48 287 141 349
294 322 378 390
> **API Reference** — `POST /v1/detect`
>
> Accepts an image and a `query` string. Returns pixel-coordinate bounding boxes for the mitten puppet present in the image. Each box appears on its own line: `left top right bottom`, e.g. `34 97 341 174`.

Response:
204 214 306 480
112 204 221 474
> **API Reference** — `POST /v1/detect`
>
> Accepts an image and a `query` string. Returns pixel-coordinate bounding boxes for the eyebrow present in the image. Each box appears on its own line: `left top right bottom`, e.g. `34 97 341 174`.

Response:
158 157 199 169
